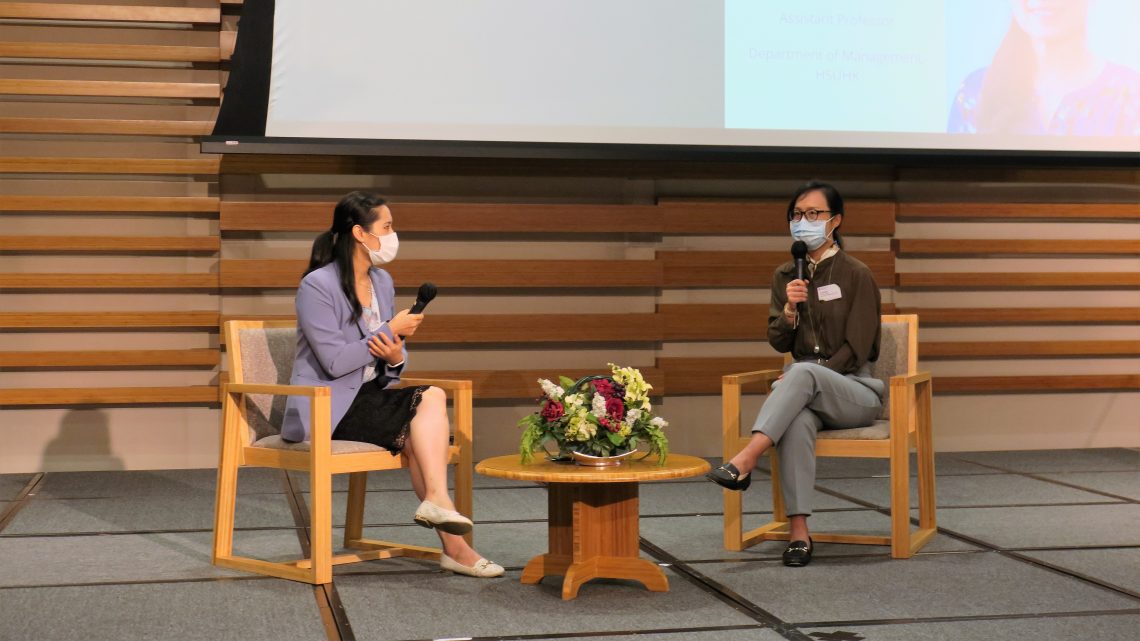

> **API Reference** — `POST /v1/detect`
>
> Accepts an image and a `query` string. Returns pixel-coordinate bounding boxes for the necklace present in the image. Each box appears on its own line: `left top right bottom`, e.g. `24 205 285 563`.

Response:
805 255 838 356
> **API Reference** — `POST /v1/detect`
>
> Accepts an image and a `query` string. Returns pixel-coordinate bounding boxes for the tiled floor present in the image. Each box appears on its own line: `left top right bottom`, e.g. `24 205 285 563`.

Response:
0 449 1136 641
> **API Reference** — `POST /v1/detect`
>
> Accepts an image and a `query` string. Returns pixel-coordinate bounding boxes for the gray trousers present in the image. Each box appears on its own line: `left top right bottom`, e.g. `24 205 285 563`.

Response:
752 362 882 517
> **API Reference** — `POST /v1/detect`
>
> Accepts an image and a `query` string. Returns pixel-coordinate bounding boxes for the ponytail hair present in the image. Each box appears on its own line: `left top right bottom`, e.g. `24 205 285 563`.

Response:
787 180 845 249
304 191 386 320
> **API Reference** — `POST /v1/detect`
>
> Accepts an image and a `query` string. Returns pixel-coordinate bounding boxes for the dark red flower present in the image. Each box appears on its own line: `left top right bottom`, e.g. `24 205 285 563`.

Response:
541 400 564 420
599 417 621 433
593 379 617 398
605 396 624 419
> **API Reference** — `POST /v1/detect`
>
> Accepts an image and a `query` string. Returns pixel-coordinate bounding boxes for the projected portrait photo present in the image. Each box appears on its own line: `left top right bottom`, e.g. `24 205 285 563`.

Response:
947 0 1140 135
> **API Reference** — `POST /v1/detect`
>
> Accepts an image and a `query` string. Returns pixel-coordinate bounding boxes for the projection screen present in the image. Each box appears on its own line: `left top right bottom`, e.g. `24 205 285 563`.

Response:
213 0 1140 157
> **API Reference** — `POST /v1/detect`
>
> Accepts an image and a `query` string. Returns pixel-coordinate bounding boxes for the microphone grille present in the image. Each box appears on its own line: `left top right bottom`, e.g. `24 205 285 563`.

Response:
417 282 438 302
791 241 808 259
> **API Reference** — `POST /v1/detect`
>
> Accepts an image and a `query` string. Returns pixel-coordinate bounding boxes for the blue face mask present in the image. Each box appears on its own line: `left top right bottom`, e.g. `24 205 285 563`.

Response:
790 218 831 250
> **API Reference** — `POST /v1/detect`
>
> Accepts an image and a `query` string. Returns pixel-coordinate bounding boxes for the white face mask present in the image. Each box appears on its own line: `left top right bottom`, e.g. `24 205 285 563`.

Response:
789 218 832 251
360 230 398 266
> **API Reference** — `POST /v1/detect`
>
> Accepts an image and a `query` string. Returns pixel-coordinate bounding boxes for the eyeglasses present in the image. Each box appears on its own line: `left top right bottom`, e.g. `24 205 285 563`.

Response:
789 209 833 222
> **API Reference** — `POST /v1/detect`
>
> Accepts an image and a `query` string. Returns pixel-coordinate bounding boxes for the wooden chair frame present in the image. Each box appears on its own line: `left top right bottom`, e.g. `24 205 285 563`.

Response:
213 320 473 584
721 314 936 558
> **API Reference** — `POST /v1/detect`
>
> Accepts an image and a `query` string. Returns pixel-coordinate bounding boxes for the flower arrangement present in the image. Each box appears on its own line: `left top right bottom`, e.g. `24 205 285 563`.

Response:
518 363 669 465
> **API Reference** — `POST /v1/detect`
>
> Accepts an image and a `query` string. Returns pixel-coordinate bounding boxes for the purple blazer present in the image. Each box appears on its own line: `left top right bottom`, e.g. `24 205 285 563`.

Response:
281 263 406 442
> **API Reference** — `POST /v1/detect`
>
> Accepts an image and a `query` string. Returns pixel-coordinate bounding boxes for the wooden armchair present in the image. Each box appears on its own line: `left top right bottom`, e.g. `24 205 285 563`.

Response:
721 314 936 558
213 320 473 584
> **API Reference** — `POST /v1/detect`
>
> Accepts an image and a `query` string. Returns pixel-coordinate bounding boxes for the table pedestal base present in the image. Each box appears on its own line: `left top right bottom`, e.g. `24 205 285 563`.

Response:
520 481 668 600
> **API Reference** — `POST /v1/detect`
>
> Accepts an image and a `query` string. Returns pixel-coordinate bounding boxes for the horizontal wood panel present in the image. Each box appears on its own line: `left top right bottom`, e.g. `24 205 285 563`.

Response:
0 42 221 62
0 273 218 290
406 367 665 400
0 79 220 99
220 202 664 233
0 311 220 329
219 259 663 289
659 356 785 395
659 250 895 287
897 272 1140 289
660 359 1140 395
0 117 213 136
408 313 663 344
897 203 1140 220
893 239 1140 256
0 157 221 175
897 307 1140 325
218 313 663 345
0 386 219 407
0 196 219 213
0 236 219 252
660 304 767 341
658 200 896 235
935 375 1140 393
659 303 898 341
0 349 218 368
0 3 220 23
922 341 1140 359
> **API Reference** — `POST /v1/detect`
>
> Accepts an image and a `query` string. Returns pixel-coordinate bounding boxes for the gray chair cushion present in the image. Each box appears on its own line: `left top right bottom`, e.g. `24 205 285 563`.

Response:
237 327 299 444
818 419 890 440
867 320 910 420
252 435 387 454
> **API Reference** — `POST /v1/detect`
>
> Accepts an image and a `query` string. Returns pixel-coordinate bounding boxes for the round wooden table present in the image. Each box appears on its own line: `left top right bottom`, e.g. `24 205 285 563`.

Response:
475 453 710 600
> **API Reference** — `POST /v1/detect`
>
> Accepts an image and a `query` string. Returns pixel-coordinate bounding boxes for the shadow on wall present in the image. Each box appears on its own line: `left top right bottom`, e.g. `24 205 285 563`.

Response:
41 409 125 472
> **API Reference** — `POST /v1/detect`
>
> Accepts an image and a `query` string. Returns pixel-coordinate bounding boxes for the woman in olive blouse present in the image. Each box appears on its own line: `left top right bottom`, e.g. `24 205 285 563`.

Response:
706 181 884 567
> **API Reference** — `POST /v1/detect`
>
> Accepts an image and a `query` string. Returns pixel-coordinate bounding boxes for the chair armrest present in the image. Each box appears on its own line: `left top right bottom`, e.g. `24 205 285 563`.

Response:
225 383 329 397
723 369 782 386
889 371 932 388
398 378 472 391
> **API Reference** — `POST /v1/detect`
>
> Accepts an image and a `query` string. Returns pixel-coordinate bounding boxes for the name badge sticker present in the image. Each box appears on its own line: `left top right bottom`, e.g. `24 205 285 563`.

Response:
817 284 842 302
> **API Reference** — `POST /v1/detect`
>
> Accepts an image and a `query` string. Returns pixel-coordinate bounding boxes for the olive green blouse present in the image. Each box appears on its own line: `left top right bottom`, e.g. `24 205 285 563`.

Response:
767 249 881 376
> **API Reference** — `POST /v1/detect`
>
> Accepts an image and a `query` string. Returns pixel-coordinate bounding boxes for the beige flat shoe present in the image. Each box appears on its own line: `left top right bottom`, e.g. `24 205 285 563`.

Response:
413 499 473 535
440 553 504 578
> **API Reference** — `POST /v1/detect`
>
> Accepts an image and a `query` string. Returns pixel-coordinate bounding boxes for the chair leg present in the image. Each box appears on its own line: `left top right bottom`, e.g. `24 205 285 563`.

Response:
770 449 788 522
916 381 937 531
309 465 333 584
212 397 242 564
723 487 744 551
344 471 367 548
889 411 913 559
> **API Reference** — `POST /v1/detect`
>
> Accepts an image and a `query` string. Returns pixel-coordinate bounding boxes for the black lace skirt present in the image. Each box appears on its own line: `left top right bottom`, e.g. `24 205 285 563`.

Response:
332 379 429 453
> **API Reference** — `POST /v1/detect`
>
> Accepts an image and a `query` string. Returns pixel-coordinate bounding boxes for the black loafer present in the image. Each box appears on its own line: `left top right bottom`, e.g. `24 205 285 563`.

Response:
705 462 752 491
782 537 813 567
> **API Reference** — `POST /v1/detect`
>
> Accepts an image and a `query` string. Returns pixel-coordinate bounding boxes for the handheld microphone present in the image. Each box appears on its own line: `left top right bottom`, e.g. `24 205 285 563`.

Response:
790 241 808 312
409 282 437 314
397 282 437 342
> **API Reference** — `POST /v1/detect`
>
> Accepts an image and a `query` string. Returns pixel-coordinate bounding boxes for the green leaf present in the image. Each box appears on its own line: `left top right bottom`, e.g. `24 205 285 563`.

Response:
559 376 576 390
606 431 624 446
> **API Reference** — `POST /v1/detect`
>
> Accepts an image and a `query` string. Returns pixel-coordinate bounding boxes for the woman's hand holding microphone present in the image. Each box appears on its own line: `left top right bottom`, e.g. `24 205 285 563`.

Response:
784 278 810 320
367 309 423 365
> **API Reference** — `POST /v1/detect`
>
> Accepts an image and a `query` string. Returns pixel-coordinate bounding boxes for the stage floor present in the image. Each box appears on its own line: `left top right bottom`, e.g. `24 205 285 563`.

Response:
1 448 1137 641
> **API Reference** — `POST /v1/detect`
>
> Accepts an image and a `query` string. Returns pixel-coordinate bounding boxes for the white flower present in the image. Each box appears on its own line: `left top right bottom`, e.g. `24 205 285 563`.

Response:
538 378 564 399
625 408 642 425
592 393 608 417
563 393 584 409
650 417 668 429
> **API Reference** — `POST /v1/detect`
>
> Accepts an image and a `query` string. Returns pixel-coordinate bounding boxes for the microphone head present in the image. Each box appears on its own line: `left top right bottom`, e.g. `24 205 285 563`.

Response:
416 282 437 304
791 241 808 259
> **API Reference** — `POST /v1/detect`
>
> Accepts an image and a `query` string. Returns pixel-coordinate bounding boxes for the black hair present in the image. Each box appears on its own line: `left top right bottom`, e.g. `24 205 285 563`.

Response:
304 190 386 320
786 180 844 249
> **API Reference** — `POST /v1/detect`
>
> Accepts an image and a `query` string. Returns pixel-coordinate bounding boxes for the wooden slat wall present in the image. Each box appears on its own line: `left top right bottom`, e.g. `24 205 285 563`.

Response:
3 2 1136 469
0 2 225 421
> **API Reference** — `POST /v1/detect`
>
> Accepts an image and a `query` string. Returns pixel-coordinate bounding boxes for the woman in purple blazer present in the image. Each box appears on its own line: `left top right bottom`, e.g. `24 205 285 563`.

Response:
283 191 503 578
